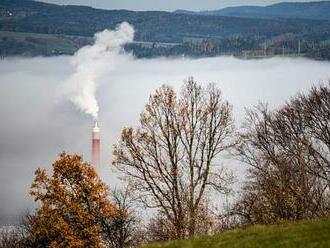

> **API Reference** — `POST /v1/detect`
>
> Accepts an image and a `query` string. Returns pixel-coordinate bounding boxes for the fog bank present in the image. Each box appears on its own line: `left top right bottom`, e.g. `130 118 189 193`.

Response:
0 55 329 224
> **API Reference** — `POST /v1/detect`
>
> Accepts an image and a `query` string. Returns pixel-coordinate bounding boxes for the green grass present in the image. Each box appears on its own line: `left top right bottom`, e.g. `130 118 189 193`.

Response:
144 218 330 248
0 31 92 56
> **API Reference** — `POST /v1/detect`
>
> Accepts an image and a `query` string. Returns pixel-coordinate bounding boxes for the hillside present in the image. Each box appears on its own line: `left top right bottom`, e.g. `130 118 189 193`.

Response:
1 0 329 43
175 1 330 20
0 0 330 59
0 31 92 56
144 218 330 248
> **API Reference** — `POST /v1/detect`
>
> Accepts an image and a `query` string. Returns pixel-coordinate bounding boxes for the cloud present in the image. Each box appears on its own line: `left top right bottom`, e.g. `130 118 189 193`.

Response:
0 54 329 224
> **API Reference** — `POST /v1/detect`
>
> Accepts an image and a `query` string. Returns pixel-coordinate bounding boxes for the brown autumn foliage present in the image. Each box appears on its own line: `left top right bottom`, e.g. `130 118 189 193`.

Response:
235 84 330 225
113 78 235 239
23 153 119 248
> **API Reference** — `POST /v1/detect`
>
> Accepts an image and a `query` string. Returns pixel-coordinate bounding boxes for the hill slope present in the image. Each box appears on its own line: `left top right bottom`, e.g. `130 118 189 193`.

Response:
1 0 329 43
1 0 330 59
175 1 330 20
144 218 330 248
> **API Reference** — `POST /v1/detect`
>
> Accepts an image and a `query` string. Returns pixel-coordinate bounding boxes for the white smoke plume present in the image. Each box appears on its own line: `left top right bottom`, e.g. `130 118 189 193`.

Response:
64 22 134 119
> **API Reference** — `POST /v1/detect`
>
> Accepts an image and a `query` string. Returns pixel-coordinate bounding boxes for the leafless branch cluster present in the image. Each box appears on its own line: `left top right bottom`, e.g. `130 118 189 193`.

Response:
235 84 330 224
102 186 142 248
113 78 235 239
0 228 23 248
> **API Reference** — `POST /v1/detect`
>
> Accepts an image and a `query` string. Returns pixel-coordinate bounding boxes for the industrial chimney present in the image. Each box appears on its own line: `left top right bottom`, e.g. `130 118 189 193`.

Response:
92 120 100 171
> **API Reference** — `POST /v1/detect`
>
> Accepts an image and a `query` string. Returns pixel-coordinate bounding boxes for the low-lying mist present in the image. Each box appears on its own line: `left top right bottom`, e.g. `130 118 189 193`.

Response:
0 54 329 225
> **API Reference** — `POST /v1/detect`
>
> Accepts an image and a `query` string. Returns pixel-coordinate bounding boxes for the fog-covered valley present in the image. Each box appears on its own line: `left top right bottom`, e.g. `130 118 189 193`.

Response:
0 54 330 225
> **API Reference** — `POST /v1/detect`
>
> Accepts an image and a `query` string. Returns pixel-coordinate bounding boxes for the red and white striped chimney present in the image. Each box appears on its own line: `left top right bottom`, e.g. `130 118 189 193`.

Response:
92 120 100 171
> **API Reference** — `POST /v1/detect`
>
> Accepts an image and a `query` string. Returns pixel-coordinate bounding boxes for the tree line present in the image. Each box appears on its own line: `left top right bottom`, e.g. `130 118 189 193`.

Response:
1 32 330 60
126 36 330 60
1 79 329 247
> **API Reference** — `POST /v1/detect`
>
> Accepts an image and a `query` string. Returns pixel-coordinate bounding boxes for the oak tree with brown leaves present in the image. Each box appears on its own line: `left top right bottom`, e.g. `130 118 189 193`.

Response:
113 78 235 239
24 153 119 248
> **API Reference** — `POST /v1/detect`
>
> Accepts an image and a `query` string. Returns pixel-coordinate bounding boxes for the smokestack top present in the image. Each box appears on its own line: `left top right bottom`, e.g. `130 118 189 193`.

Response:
93 120 100 133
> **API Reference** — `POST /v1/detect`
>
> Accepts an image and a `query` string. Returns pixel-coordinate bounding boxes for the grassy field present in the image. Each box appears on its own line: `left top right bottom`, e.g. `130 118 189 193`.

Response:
0 31 92 56
144 218 330 248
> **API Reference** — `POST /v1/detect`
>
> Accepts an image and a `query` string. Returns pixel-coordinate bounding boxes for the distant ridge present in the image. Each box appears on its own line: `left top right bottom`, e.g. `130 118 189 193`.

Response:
174 1 330 20
0 0 330 59
2 0 329 43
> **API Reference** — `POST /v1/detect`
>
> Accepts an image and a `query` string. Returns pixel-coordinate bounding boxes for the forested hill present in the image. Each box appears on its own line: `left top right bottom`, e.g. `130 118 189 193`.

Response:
1 0 330 43
0 0 330 59
175 1 330 20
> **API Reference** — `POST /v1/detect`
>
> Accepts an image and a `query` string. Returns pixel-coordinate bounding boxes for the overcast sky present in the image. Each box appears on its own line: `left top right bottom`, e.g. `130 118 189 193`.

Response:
37 0 328 11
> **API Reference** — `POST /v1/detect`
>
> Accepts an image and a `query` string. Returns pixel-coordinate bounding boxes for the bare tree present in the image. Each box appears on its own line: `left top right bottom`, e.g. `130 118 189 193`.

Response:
113 78 235 238
235 84 330 224
0 228 22 248
290 85 330 185
102 186 141 248
211 198 241 232
144 198 215 243
144 213 177 243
